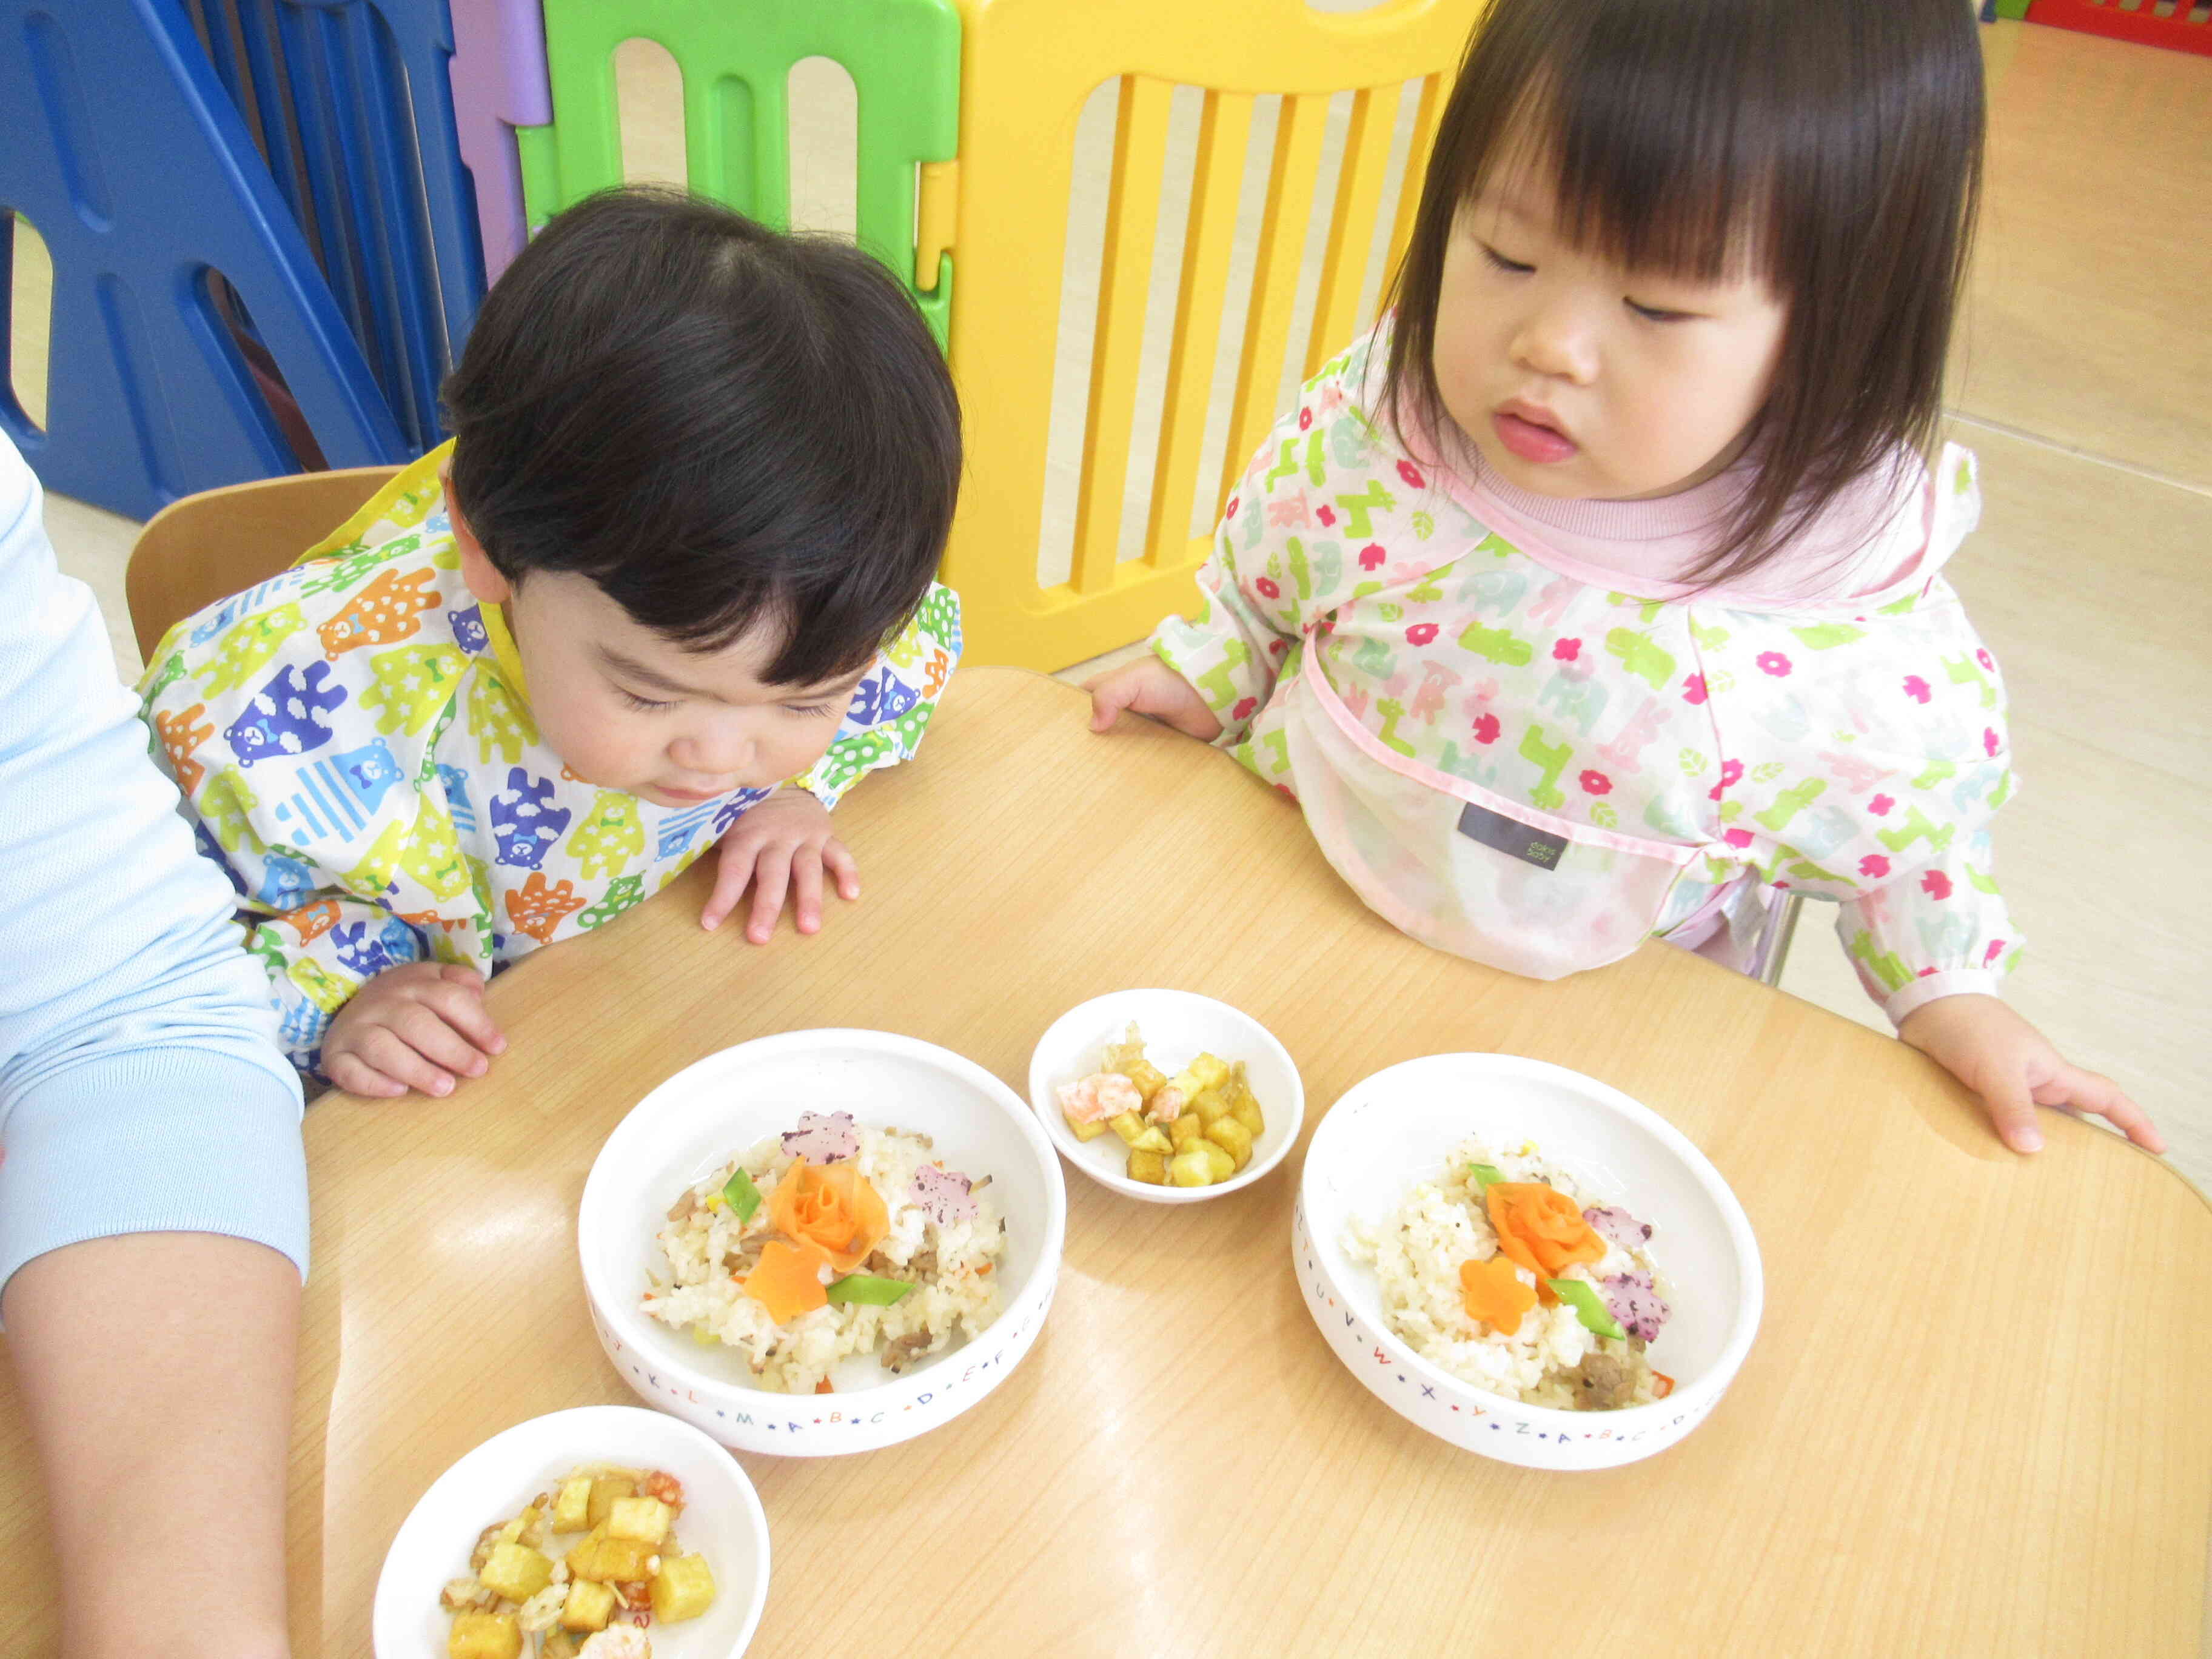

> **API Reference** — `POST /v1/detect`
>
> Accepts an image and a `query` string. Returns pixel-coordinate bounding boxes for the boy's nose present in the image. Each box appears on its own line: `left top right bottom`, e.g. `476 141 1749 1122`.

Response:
672 723 754 779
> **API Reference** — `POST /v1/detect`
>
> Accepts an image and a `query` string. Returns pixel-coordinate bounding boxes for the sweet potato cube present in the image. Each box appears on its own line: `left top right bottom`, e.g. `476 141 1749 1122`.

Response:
1204 1116 1253 1170
559 1577 617 1634
550 1476 592 1534
1062 1108 1110 1142
1168 1113 1204 1151
1168 1148 1215 1187
585 1476 635 1531
605 1496 670 1546
571 1534 655 1583
1107 1110 1147 1146
447 1610 521 1659
477 1541 552 1603
1127 1148 1169 1184
1127 1124 1171 1155
1123 1057 1169 1100
1191 1087 1234 1126
650 1553 718 1623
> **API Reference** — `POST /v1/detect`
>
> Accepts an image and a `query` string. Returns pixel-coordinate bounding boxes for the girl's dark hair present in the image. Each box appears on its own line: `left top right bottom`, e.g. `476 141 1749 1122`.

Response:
443 186 960 685
1383 0 1983 586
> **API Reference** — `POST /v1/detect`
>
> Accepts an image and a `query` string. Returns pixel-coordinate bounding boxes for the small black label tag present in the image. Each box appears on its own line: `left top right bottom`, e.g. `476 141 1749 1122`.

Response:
1458 800 1567 870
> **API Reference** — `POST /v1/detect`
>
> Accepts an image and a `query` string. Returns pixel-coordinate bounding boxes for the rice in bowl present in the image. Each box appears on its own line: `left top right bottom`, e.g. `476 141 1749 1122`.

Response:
642 1111 1006 1395
1344 1135 1674 1410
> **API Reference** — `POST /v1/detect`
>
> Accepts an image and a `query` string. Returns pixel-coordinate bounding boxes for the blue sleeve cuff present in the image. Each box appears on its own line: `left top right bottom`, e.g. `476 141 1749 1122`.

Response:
0 1047 308 1308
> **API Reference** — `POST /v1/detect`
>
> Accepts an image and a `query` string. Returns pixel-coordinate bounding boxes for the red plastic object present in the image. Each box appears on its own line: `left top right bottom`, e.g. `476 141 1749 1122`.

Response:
2025 0 2212 56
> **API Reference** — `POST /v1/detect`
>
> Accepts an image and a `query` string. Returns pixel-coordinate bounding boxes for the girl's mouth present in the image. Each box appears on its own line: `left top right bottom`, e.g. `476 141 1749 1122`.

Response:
1492 403 1578 464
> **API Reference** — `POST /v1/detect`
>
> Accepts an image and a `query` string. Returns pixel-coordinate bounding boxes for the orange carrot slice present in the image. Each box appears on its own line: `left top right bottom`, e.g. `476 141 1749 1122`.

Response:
1652 1370 1675 1399
1458 1255 1538 1336
1486 1181 1605 1278
740 1239 830 1324
768 1161 890 1273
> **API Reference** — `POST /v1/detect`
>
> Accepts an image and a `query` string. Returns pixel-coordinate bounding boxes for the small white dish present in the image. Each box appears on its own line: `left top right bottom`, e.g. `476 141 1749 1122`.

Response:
371 1404 769 1657
1295 1052 1762 1469
579 1029 1066 1456
1027 990 1304 1204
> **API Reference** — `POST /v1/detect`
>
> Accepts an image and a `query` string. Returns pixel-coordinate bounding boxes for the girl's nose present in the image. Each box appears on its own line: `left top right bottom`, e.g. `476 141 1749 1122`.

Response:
1510 298 1599 385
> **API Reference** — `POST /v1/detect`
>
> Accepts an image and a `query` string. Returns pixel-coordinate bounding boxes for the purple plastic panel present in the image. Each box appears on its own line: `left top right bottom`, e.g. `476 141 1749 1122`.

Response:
447 0 549 283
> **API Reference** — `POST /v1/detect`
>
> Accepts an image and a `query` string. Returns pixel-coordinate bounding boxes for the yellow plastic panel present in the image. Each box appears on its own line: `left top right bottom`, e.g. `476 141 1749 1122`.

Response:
943 0 1485 671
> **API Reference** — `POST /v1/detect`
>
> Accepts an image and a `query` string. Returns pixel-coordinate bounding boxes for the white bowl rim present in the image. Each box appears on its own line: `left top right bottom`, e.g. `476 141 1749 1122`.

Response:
1027 988 1306 1203
370 1403 770 1655
578 1027 1068 1406
1301 1050 1764 1428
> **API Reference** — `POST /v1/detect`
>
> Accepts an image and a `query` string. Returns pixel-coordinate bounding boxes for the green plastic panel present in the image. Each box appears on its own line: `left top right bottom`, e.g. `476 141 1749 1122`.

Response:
515 0 959 344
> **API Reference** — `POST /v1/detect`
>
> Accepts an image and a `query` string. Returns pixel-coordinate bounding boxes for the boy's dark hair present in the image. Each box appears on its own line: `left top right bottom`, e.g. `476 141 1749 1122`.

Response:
1383 0 1983 586
443 186 960 685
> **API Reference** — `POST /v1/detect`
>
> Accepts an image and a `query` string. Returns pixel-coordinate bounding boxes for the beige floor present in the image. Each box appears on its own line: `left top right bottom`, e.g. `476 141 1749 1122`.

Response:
12 20 2207 1188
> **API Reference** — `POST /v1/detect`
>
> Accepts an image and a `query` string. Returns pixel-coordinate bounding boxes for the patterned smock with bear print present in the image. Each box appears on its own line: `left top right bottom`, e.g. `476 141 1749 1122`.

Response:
1152 326 2019 1025
138 443 959 1074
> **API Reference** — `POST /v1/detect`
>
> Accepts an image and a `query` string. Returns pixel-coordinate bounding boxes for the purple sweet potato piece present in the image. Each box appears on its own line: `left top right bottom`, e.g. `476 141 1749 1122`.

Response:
782 1110 859 1164
910 1164 977 1226
1600 1269 1671 1344
1584 1204 1653 1251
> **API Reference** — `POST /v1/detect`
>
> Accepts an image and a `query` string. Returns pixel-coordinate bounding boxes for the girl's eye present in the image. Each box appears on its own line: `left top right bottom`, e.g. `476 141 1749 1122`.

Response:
1481 244 1534 276
619 689 676 712
1626 298 1690 323
784 701 839 717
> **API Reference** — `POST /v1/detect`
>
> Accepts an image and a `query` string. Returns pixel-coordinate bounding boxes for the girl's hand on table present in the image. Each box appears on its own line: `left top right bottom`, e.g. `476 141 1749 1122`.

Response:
1899 993 2163 1156
323 961 505 1099
704 787 857 944
1086 655 1224 741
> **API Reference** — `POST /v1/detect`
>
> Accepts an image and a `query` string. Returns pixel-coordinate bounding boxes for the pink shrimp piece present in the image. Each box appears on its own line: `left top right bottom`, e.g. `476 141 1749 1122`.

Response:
1056 1071 1142 1124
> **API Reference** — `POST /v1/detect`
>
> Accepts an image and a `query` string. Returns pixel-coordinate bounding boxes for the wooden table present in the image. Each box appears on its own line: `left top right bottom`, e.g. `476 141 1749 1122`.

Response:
5 668 2208 1656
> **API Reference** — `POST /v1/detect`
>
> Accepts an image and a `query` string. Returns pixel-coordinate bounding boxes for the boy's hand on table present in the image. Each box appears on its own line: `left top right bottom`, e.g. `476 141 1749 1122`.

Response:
1087 656 1224 742
323 961 505 1099
705 788 858 944
1899 993 2163 1156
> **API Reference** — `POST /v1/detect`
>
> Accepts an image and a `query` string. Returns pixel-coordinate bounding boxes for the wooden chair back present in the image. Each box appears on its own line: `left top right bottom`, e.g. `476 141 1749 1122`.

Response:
125 465 400 662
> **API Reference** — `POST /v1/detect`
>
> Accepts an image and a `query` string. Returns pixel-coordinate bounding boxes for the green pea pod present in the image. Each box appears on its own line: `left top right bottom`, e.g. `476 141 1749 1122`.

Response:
1467 1162 1506 1193
721 1166 763 1223
1549 1277 1625 1341
826 1272 915 1307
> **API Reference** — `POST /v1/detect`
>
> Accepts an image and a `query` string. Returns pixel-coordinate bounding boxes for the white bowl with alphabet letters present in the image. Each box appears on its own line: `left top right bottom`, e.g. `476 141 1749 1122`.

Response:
1295 1052 1761 1470
578 1029 1066 1456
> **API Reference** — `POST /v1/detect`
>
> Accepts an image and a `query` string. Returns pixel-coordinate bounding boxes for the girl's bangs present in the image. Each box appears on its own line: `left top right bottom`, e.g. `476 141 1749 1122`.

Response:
1463 23 1786 287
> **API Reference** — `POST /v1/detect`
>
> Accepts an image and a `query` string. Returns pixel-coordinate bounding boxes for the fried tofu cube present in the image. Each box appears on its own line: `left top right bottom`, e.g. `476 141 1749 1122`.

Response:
650 1553 718 1623
585 1476 636 1531
1062 1108 1111 1142
559 1577 617 1634
551 1476 592 1534
1204 1116 1253 1170
447 1610 521 1659
605 1496 671 1546
1126 1147 1169 1184
477 1541 553 1603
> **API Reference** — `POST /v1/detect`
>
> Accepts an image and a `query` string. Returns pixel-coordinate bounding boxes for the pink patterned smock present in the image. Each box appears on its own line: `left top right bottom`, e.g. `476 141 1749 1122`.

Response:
1152 327 2019 1024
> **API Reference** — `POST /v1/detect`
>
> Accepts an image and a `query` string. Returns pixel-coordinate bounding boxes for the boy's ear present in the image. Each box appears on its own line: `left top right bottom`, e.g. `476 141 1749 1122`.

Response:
442 463 512 606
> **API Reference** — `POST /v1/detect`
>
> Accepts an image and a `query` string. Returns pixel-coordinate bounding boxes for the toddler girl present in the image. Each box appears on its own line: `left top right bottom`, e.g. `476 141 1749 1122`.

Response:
1090 0 2158 1156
